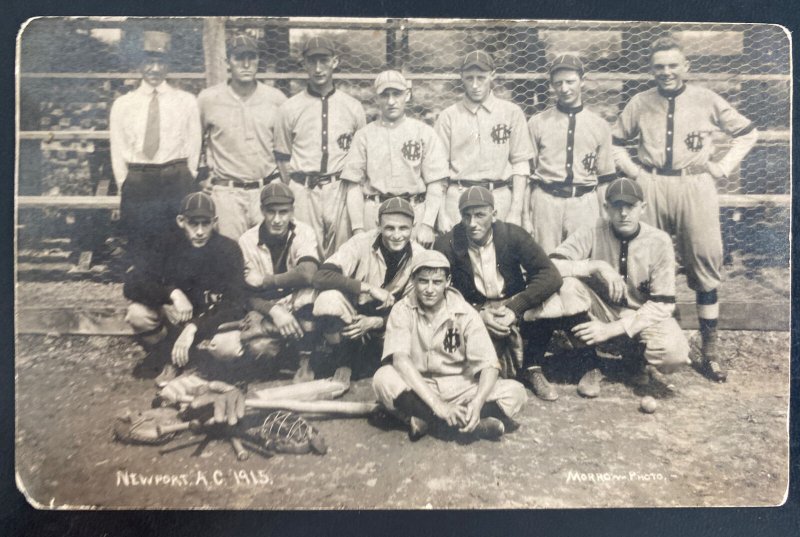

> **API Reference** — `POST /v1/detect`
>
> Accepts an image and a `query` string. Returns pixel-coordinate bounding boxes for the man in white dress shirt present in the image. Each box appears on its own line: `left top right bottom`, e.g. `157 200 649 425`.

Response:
110 30 202 260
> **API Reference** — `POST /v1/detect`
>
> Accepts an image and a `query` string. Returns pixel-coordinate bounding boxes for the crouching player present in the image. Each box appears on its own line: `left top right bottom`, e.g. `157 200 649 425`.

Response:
373 250 528 441
235 182 321 381
528 178 691 398
123 192 247 386
311 197 426 383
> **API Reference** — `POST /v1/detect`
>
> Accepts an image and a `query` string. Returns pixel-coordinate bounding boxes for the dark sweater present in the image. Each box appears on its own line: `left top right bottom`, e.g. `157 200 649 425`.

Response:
433 221 562 316
123 230 246 339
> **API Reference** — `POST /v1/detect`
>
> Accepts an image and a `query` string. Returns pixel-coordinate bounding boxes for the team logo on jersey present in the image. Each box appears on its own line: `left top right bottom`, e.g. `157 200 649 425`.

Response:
401 139 423 161
490 123 511 144
337 132 353 151
443 321 461 353
582 152 598 174
684 132 704 152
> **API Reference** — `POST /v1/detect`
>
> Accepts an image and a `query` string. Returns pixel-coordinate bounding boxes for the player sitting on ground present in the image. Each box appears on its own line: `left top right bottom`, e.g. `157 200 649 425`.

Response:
123 192 247 386
372 250 528 441
235 182 321 381
434 186 563 402
311 197 426 383
527 178 691 398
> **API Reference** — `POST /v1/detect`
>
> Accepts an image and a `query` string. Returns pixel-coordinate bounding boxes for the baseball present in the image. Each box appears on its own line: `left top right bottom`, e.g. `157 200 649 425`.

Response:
640 396 658 414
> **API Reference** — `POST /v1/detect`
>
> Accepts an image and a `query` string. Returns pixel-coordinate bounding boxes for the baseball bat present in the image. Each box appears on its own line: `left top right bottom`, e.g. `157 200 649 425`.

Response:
244 399 378 416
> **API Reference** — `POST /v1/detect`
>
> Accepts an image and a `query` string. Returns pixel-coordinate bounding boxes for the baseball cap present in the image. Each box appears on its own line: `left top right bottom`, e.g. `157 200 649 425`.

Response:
461 50 495 72
229 34 259 56
375 70 409 94
378 197 415 220
260 182 295 207
142 31 171 55
550 53 585 77
458 186 495 212
303 36 336 57
180 192 216 218
410 249 451 275
605 177 644 205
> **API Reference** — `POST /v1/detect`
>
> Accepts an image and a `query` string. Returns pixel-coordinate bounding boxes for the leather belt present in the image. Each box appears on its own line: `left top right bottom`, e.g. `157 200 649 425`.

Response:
290 172 341 189
640 164 708 177
128 158 188 171
211 171 280 190
364 192 426 204
453 179 512 191
534 181 596 198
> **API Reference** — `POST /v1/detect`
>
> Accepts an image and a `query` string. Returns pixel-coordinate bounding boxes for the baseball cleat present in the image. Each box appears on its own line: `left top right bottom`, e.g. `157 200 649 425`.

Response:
522 366 558 401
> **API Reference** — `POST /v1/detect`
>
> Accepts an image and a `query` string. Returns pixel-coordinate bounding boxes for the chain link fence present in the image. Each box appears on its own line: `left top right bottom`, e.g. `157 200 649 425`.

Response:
17 17 791 289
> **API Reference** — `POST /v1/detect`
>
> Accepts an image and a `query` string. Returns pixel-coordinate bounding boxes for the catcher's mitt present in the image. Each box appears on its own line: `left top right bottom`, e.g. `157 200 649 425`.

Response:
259 411 327 455
113 407 183 445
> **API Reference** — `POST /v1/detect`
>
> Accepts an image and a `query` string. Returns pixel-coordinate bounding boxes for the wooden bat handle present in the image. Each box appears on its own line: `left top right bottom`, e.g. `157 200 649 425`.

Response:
244 399 378 416
230 437 249 461
156 419 208 436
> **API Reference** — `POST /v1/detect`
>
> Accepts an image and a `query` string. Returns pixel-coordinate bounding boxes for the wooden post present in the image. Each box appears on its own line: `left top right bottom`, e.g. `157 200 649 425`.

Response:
203 17 228 87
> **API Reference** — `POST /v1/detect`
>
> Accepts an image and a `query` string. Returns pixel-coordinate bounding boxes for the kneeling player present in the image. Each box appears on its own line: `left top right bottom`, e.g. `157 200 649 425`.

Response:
236 182 321 380
311 198 426 383
123 192 247 385
373 250 527 441
528 178 691 398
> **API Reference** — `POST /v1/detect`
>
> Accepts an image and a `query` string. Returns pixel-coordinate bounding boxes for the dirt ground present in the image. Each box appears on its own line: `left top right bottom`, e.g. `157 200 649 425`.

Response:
14 281 790 510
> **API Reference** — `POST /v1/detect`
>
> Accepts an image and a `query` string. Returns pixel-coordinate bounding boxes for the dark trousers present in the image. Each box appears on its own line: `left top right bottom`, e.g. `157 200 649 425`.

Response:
120 159 194 260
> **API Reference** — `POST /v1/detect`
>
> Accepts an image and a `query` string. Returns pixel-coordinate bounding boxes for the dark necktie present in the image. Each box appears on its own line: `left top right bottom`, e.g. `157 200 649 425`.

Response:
142 89 160 159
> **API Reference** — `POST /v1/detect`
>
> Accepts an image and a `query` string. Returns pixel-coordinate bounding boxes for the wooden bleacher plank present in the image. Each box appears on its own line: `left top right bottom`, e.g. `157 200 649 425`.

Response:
18 196 120 209
16 194 788 210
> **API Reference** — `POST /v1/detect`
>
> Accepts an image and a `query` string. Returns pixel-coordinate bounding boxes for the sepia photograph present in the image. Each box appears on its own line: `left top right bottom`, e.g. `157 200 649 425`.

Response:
14 16 791 510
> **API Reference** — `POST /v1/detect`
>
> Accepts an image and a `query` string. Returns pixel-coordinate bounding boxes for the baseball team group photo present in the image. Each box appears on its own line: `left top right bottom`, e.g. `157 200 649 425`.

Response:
14 17 790 509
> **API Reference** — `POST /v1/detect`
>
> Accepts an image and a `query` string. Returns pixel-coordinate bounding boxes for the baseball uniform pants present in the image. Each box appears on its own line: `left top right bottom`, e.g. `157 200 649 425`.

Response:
125 302 244 361
119 159 194 260
372 365 527 419
637 171 723 292
209 183 263 240
288 179 352 260
524 277 690 373
441 183 512 233
528 185 601 254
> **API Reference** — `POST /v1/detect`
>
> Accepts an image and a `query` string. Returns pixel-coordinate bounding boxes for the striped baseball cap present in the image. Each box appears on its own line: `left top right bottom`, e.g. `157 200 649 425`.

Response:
375 70 409 94
605 177 644 204
550 53 585 76
458 186 495 211
378 197 415 220
260 182 295 207
180 192 216 218
303 36 336 57
461 50 495 71
229 34 258 55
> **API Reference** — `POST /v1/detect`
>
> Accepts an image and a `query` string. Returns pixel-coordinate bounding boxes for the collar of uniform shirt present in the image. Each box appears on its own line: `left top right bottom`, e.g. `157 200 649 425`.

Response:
657 83 687 99
556 101 584 115
307 85 337 99
138 80 170 95
379 115 407 129
460 91 497 114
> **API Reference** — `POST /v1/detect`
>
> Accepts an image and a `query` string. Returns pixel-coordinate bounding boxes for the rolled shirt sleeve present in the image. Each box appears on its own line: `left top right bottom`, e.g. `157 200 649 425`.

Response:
462 308 501 378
